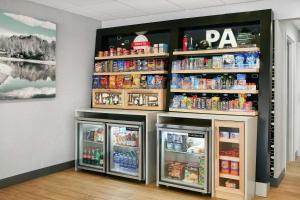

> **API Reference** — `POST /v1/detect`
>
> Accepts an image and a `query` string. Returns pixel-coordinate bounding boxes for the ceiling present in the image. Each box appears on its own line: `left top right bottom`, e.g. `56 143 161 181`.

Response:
26 0 263 21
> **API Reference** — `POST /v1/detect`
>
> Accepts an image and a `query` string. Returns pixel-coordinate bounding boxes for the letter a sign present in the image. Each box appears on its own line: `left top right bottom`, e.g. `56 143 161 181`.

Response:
206 28 238 48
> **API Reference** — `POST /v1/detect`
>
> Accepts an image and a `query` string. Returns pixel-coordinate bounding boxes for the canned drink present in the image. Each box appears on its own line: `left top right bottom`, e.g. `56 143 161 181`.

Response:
104 51 109 57
110 48 116 56
206 99 212 110
131 49 137 55
138 49 144 54
116 47 123 56
124 49 130 55
98 51 104 57
153 44 159 53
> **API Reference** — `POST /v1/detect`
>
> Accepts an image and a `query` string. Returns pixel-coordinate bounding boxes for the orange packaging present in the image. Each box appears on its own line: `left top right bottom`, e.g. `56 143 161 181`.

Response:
221 160 230 174
230 161 239 176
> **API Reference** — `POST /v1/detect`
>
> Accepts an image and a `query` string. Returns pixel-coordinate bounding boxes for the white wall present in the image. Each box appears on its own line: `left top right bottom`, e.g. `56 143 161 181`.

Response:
102 0 300 28
0 0 100 180
274 20 299 178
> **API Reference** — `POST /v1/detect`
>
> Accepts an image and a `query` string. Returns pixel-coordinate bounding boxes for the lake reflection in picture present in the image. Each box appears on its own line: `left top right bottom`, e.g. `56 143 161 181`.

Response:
0 11 56 100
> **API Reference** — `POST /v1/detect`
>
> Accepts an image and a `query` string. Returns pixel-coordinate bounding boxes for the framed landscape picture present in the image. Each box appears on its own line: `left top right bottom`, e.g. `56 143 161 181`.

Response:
0 11 56 100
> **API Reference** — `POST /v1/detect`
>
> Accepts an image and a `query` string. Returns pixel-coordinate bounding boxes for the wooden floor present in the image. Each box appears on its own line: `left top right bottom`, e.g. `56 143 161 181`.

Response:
0 158 299 200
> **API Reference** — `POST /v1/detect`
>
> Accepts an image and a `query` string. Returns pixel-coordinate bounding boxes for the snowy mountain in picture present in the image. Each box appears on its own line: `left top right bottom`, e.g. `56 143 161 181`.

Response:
0 11 56 100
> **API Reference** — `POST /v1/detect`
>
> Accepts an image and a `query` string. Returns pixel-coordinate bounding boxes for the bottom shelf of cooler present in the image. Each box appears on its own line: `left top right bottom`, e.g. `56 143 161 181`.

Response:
109 167 139 177
160 177 205 189
78 161 104 172
169 108 258 116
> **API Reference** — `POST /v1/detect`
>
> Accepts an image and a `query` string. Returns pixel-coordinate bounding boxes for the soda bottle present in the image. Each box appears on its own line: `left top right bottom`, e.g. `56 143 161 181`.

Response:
183 35 188 51
82 148 87 163
91 148 95 165
99 151 103 167
87 148 91 164
95 148 101 166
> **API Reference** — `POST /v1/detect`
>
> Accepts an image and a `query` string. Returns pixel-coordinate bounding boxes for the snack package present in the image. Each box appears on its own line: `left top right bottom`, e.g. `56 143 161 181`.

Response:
132 74 141 89
116 75 124 89
235 53 245 68
223 54 235 68
117 60 124 72
100 76 109 89
94 62 103 73
245 51 260 67
148 59 156 71
155 75 166 89
136 60 143 71
181 96 188 109
170 95 181 108
108 61 113 72
140 75 147 89
171 74 180 89
123 75 132 89
112 61 118 72
109 75 116 89
212 56 223 68
130 60 137 71
156 59 165 70
142 60 148 71
182 77 192 89
124 61 131 72
92 76 101 89
147 75 156 89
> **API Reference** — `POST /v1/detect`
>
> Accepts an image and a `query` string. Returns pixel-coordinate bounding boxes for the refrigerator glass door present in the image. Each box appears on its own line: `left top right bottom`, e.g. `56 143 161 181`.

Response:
160 129 207 190
107 124 142 180
77 122 105 172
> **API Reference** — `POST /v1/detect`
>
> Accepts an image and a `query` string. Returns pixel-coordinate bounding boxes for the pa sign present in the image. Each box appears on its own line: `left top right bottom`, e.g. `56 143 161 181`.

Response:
206 29 238 48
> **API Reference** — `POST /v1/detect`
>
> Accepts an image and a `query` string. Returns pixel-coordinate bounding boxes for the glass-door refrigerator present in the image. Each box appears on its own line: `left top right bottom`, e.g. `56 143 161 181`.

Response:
76 120 106 172
157 124 211 193
107 122 145 181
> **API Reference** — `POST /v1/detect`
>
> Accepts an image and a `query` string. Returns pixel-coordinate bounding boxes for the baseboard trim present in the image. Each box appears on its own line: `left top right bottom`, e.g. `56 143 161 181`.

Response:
270 168 285 187
0 160 74 189
255 182 270 197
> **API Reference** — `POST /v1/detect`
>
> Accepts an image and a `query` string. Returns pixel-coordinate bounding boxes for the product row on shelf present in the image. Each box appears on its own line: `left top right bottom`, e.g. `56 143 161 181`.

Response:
82 147 104 167
171 74 257 91
172 52 260 71
92 89 166 110
97 43 168 58
93 75 167 90
170 94 255 113
95 58 167 73
166 160 206 186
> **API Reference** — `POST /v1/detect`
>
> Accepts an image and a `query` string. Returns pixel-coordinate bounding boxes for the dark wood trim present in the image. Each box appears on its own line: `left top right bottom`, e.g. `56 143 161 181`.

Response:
270 169 285 187
0 161 74 189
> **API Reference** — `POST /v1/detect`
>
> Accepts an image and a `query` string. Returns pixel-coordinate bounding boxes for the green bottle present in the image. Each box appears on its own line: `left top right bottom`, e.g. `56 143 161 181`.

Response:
95 148 101 166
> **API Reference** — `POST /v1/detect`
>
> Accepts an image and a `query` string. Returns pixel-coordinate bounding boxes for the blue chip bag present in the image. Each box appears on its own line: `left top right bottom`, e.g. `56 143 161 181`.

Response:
235 53 245 67
147 75 155 89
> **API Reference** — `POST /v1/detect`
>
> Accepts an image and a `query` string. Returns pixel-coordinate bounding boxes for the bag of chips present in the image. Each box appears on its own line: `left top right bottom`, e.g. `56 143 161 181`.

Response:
132 74 141 89
116 75 124 89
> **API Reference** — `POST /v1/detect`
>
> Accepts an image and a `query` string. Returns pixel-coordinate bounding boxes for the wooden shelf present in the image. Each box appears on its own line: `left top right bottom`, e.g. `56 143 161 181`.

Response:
94 70 168 76
95 52 169 60
172 68 259 74
219 156 240 162
219 138 240 144
169 108 258 116
170 89 258 94
173 47 260 56
220 173 240 180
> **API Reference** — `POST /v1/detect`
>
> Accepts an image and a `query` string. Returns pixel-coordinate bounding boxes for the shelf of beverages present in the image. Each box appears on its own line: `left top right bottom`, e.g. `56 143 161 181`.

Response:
111 148 139 176
81 147 104 168
173 47 260 56
172 68 259 74
171 89 258 94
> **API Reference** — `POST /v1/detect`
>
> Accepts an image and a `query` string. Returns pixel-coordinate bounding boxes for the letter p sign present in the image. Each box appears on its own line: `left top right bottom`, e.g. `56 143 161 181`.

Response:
206 30 220 46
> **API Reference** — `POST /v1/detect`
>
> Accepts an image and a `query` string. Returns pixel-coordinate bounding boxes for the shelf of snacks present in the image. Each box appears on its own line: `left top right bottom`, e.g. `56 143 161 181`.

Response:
92 89 125 109
169 108 257 116
95 52 169 60
215 120 245 200
172 68 259 74
94 70 168 76
170 89 258 94
169 92 258 116
173 47 260 56
124 89 167 111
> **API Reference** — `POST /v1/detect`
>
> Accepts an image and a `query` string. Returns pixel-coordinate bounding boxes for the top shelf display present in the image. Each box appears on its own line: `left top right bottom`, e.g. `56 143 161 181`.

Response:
173 47 260 56
95 52 170 60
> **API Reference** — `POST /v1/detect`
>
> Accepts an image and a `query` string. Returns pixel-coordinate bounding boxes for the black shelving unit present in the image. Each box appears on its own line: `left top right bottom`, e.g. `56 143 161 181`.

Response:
94 9 273 185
